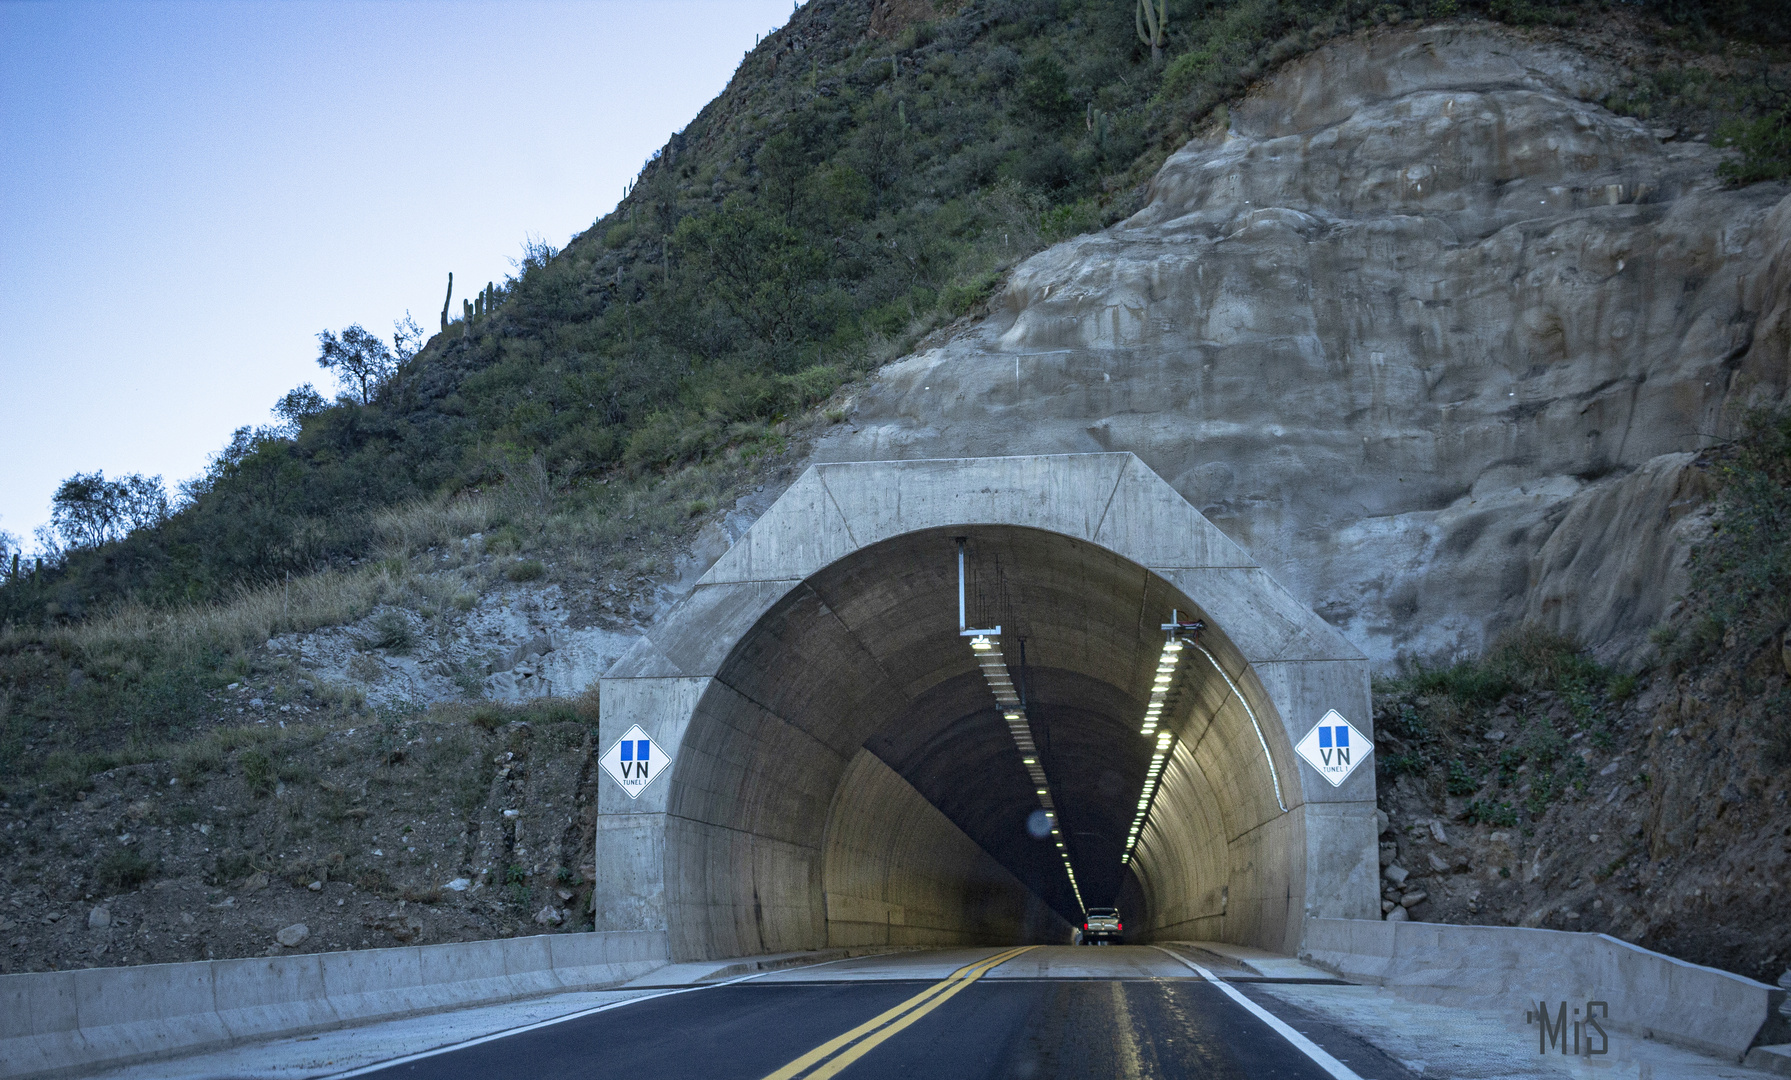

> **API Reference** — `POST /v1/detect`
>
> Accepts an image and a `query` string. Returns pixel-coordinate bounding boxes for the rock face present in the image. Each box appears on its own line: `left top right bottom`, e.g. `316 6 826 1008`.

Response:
818 25 1790 667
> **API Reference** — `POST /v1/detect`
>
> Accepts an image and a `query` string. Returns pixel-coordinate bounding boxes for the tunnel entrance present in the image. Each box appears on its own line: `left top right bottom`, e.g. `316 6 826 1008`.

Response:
596 454 1378 961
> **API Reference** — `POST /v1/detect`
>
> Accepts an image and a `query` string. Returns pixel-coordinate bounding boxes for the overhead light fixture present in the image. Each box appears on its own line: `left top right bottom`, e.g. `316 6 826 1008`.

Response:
957 536 1085 913
1121 610 1207 877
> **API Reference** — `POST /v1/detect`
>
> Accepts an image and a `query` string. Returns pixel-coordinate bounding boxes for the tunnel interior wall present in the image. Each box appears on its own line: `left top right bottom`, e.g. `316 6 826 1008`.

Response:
823 750 1071 947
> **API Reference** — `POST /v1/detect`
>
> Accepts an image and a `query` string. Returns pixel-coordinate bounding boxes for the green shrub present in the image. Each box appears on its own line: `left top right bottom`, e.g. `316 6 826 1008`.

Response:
1445 759 1479 796
1485 629 1603 694
240 749 274 795
1160 48 1219 101
503 863 532 907
209 850 257 885
1379 702 1431 742
504 559 547 583
174 740 223 784
484 524 523 555
1465 799 1519 827
96 849 156 891
1488 0 1578 26
366 610 415 653
1686 408 1791 640
1409 662 1513 706
1382 750 1427 777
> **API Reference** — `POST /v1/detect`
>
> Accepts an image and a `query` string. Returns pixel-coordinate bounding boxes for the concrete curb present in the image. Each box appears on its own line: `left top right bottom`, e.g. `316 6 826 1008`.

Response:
1300 917 1790 1061
1747 1044 1791 1076
619 945 912 987
0 930 667 1080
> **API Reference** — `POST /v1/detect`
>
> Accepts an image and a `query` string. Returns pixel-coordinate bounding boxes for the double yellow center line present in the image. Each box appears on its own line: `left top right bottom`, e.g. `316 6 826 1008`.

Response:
759 945 1037 1080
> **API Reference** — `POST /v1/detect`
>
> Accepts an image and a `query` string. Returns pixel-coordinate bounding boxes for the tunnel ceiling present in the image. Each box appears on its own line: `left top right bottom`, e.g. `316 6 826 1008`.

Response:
793 525 1215 925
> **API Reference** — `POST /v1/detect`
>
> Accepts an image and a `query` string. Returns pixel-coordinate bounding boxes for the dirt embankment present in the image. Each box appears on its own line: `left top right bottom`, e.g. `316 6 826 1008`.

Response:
1372 633 1791 984
0 713 601 973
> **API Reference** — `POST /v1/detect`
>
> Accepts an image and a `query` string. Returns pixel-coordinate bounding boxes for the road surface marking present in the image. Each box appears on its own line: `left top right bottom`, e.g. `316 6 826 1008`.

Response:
1150 946 1365 1080
321 954 866 1079
761 945 1037 1080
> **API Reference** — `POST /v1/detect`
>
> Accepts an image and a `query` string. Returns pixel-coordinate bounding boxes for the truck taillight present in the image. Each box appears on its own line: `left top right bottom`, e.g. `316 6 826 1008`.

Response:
1083 922 1090 930
1117 923 1123 931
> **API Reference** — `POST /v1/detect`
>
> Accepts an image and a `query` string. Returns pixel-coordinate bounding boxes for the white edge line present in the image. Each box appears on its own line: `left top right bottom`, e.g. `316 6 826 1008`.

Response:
322 954 866 1078
1150 946 1366 1080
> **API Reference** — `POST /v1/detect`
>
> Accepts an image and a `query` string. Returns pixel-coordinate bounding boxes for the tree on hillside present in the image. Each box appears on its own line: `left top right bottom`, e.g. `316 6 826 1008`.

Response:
47 471 170 551
0 525 18 577
316 324 396 405
273 383 329 431
392 312 427 363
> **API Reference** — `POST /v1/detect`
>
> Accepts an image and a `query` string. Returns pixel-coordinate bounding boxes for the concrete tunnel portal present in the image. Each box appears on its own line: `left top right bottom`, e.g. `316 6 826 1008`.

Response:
595 454 1382 961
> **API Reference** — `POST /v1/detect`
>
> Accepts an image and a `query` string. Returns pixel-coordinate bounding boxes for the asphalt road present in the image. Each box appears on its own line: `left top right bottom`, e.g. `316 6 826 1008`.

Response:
344 946 1411 1080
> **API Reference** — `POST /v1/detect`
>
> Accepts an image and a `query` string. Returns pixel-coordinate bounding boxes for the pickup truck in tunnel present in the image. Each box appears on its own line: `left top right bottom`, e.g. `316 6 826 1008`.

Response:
1080 908 1122 944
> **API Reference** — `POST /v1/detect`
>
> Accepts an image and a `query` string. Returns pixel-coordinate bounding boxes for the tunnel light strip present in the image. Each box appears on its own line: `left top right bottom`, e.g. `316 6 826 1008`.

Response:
1191 640 1289 814
1123 628 1191 866
969 633 1086 913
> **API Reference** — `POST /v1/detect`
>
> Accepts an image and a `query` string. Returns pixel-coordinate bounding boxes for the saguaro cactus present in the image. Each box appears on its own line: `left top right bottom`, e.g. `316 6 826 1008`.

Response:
440 272 453 332
1086 103 1110 145
1136 0 1166 63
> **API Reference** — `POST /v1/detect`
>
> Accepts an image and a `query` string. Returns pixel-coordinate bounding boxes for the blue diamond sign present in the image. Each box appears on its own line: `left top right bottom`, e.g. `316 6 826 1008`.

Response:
1295 710 1372 787
600 725 671 799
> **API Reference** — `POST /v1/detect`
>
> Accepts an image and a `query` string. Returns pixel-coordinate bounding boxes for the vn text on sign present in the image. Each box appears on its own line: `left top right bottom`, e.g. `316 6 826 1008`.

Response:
600 725 671 799
1295 710 1372 787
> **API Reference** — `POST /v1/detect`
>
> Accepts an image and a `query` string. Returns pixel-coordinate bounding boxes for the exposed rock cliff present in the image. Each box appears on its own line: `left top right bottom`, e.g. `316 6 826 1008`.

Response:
818 24 1791 668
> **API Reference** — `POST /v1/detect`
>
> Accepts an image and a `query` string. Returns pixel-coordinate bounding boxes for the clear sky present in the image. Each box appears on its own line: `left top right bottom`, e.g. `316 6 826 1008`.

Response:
0 0 798 553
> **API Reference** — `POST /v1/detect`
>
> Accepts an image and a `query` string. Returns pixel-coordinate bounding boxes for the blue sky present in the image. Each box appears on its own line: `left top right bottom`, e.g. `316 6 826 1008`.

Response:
0 0 798 553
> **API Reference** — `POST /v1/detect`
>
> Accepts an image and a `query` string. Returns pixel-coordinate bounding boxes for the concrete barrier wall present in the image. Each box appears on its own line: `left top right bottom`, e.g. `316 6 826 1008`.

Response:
0 929 667 1080
1301 917 1789 1060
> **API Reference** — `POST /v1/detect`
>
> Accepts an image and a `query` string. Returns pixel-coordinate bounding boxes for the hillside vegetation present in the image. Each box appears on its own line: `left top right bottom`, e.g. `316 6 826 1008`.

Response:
0 0 1785 829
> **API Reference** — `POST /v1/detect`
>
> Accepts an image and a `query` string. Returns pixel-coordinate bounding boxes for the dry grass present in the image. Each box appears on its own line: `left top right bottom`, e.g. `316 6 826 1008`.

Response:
370 494 498 557
12 563 408 670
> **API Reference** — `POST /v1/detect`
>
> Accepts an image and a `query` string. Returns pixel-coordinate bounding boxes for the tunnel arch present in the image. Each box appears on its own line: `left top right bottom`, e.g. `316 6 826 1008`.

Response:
596 454 1379 960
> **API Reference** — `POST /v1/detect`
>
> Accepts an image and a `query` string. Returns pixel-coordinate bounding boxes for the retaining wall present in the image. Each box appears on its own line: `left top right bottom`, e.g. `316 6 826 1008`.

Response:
0 929 667 1080
1301 917 1789 1060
